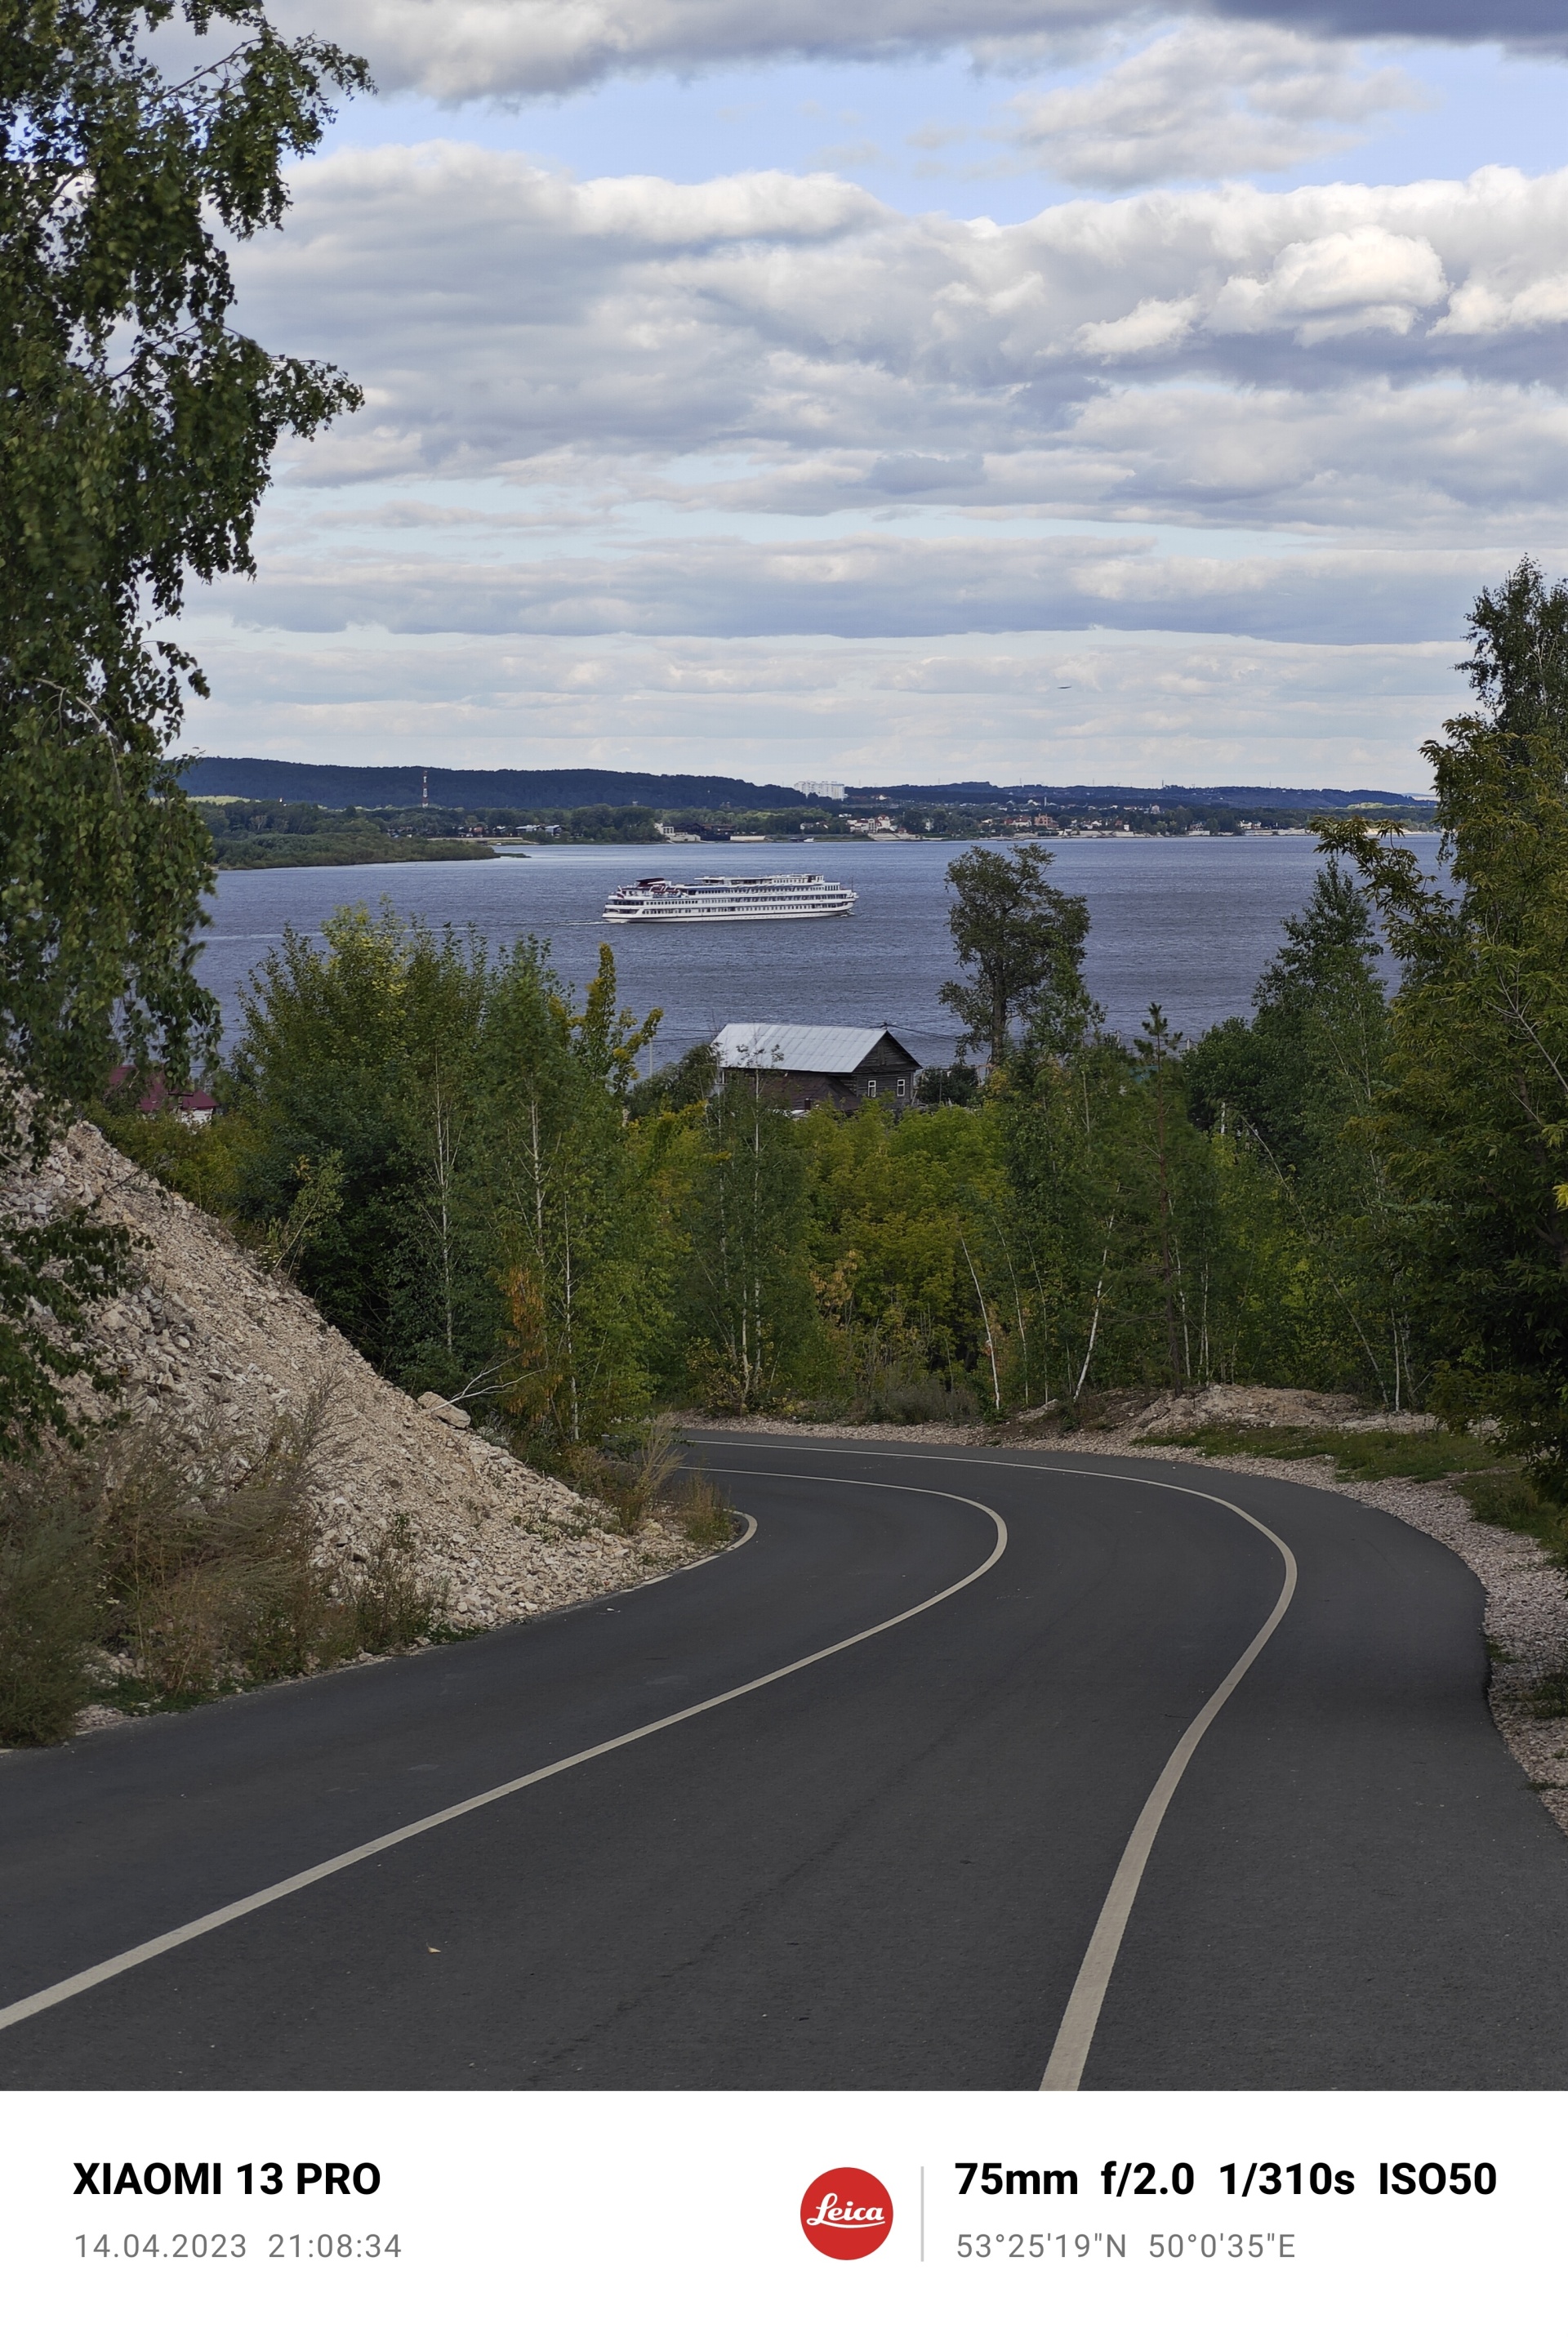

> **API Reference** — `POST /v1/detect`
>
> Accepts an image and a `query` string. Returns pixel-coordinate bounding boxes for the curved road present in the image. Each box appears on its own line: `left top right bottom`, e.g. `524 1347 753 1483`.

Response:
4 1432 1568 2089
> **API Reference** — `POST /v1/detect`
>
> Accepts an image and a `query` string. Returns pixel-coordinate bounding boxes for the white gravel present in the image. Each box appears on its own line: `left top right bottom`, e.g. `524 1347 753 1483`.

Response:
0 1123 711 1742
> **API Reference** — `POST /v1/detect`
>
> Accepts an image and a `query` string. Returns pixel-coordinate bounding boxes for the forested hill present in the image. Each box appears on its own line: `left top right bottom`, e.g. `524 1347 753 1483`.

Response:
184 759 813 811
183 757 1430 816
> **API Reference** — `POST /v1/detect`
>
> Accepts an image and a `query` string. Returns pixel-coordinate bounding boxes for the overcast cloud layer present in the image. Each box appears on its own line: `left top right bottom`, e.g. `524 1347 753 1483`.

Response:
229 151 1568 628
266 0 1567 100
171 7 1568 789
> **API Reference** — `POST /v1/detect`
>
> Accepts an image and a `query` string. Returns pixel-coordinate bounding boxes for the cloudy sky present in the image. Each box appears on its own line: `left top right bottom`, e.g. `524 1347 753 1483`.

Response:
178 0 1568 792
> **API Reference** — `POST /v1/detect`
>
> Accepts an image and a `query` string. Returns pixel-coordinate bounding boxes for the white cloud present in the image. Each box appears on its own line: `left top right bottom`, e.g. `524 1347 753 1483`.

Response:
1205 222 1446 337
175 617 1461 792
180 142 1568 782
265 0 1153 101
1001 25 1427 189
234 148 1568 540
211 531 1548 642
265 0 1566 100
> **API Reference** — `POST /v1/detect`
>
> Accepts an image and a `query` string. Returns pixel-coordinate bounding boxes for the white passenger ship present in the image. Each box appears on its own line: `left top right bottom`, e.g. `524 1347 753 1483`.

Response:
603 872 857 923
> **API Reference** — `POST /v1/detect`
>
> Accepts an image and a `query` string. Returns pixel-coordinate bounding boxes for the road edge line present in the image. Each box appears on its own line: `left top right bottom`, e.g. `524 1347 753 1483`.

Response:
0 1478 1002 2038
1039 1494 1297 2089
692 1436 1302 2092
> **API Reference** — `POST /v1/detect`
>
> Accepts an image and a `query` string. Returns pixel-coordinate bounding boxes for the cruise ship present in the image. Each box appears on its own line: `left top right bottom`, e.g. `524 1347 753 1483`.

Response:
603 872 857 923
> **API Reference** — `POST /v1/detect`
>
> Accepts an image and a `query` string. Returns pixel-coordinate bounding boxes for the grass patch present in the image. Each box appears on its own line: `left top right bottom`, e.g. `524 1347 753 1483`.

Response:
1137 1423 1497 1479
0 1480 102 1746
1137 1420 1568 1570
666 1469 737 1551
541 1419 738 1552
0 1387 447 1746
1524 1670 1568 1720
1452 1468 1568 1564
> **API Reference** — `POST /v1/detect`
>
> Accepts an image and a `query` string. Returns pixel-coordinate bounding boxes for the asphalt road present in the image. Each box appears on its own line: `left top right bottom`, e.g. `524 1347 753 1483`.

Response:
4 1433 1568 2090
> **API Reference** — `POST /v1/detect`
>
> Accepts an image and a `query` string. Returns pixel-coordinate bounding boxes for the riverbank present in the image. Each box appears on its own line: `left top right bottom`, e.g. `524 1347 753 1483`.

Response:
211 835 497 870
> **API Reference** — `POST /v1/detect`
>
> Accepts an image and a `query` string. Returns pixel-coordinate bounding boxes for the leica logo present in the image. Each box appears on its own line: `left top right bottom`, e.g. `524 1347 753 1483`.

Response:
806 2196 885 2229
799 2167 893 2259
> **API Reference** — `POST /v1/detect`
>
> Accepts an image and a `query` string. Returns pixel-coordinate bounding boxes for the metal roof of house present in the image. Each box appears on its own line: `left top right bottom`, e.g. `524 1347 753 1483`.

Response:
712 1023 914 1075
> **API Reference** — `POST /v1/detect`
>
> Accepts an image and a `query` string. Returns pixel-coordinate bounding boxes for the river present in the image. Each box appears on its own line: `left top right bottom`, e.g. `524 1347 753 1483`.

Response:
195 832 1445 1068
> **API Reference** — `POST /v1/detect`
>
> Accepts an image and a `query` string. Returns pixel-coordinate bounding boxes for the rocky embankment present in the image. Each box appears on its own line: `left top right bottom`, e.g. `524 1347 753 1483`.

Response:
15 1122 688 1634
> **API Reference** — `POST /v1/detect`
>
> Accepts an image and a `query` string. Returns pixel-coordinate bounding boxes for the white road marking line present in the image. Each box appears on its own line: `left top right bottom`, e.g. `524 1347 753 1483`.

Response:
0 1479 1002 2037
692 1434 1300 2092
606 1507 757 1598
1037 1501 1296 2090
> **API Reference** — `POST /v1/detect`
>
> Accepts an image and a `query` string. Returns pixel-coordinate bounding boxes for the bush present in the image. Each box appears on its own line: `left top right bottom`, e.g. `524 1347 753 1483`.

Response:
341 1518 445 1653
1456 1467 1568 1564
0 1473 100 1744
545 1418 737 1550
853 1375 978 1425
667 1468 737 1550
94 1389 333 1697
0 1385 448 1743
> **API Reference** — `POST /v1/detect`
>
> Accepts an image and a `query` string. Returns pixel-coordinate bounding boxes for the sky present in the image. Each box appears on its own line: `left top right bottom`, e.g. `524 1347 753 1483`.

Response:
172 0 1568 793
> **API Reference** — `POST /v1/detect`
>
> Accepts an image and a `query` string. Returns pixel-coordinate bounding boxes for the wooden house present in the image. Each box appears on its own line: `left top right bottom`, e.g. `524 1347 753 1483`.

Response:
712 1023 921 1113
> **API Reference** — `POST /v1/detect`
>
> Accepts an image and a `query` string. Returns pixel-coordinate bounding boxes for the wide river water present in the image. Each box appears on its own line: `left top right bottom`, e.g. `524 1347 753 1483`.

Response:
198 832 1445 1070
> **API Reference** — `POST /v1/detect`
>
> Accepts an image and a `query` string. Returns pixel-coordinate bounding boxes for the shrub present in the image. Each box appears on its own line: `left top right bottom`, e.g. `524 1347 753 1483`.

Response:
0 1471 100 1744
548 1418 737 1550
858 1375 979 1425
667 1468 737 1550
0 1383 448 1742
95 1389 332 1697
343 1518 446 1652
1456 1468 1568 1564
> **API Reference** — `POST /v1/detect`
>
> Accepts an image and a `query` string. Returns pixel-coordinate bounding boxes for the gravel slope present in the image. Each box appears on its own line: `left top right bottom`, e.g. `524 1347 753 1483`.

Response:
10 1122 686 1648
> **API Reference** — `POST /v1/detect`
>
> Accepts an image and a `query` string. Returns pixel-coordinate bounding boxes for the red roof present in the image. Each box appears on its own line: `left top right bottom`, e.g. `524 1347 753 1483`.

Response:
106 1067 216 1115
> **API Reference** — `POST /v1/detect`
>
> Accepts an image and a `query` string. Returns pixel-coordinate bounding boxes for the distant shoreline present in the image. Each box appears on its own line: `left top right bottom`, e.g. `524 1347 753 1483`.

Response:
211 839 499 872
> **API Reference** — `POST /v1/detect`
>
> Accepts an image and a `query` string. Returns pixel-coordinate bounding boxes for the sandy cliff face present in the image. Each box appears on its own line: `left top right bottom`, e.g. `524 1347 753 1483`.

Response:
14 1121 680 1629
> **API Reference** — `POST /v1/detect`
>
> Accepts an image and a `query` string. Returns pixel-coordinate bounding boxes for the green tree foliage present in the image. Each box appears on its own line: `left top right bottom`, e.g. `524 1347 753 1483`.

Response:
675 1069 817 1412
800 1098 1006 1407
1458 556 1568 756
1004 1016 1184 1398
497 945 665 1445
1 0 367 1105
1321 561 1568 1477
939 843 1093 1063
0 0 366 1447
628 1041 718 1120
1183 863 1411 1401
913 1061 980 1108
1186 863 1385 1177
224 911 662 1440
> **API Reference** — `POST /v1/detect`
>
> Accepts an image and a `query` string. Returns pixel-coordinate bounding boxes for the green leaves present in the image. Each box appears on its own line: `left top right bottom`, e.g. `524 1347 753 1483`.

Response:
938 842 1094 1064
0 0 368 1111
1321 564 1568 1482
0 1 367 1444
